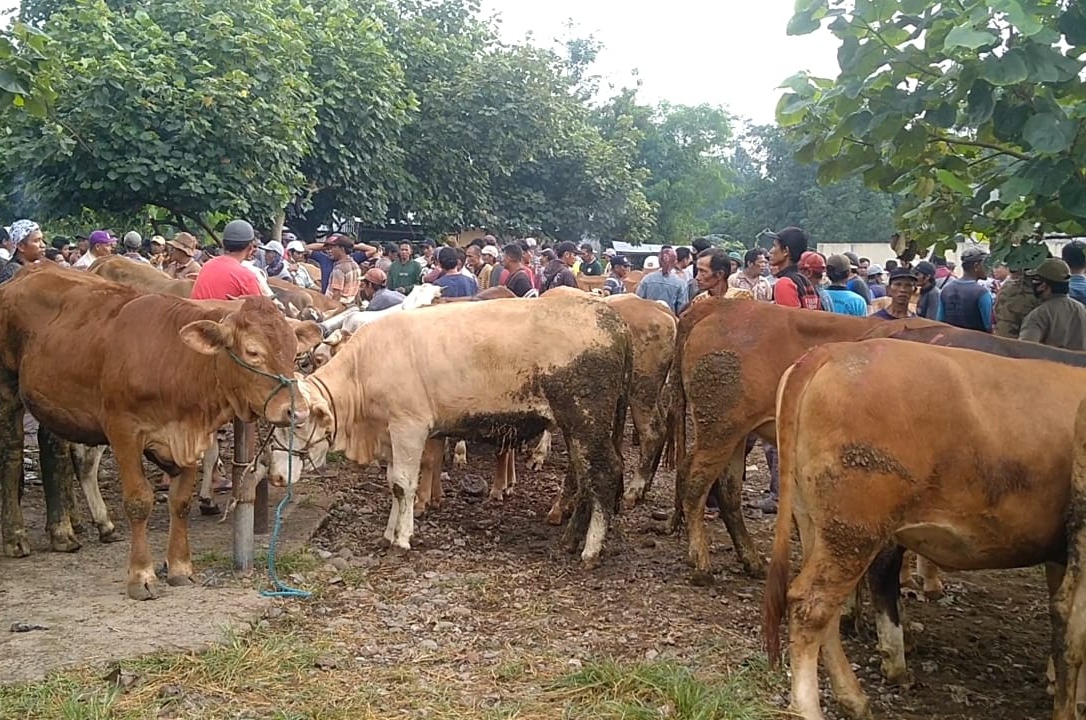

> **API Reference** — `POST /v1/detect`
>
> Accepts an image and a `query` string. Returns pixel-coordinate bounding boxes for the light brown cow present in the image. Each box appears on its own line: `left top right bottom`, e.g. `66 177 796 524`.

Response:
763 339 1081 720
0 266 319 599
665 299 910 581
1053 395 1086 719
88 254 195 297
268 276 344 319
267 293 632 563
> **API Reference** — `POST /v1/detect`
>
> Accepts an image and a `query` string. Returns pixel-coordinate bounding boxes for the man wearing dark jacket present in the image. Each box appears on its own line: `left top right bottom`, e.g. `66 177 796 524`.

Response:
541 241 579 293
914 260 942 320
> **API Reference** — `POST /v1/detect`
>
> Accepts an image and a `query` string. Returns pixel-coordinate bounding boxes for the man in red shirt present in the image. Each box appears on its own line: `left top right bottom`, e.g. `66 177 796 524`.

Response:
191 220 264 301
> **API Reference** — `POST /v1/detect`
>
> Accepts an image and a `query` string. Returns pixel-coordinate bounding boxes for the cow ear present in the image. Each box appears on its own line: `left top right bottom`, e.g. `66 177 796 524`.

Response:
180 320 233 355
293 321 323 354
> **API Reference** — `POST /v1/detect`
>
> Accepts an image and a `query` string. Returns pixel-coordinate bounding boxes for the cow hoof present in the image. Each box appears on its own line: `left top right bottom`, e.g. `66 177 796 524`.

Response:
69 518 87 535
582 555 601 571
526 460 544 472
688 570 715 587
923 583 946 601
127 581 158 601
487 491 505 502
167 574 195 588
740 557 767 579
376 537 392 551
664 513 683 535
389 544 410 557
837 694 872 720
545 508 565 526
99 525 123 544
4 538 31 558
50 534 82 553
199 498 222 516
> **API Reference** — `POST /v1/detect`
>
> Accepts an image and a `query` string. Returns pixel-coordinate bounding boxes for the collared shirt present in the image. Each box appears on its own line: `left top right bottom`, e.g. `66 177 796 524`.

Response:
728 272 773 302
72 251 97 270
636 269 688 314
165 258 202 280
366 287 405 311
1019 295 1086 350
1069 274 1086 306
327 257 361 304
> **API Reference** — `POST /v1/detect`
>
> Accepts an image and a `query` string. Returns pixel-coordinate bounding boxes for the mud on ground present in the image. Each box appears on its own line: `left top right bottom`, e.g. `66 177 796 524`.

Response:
1 421 1054 719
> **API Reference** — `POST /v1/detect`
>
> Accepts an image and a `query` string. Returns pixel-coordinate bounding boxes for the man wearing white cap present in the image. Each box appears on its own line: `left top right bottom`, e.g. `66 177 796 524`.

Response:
259 239 292 281
482 244 503 288
284 239 316 289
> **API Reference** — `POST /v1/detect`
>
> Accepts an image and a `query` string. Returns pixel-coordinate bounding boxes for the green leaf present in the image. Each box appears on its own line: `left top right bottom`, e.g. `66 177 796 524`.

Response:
924 102 957 129
992 101 1031 142
979 48 1029 86
966 80 995 125
935 168 973 196
787 12 822 35
990 0 1043 37
0 69 28 95
1060 180 1086 219
892 124 928 158
1000 175 1034 199
1022 43 1082 83
1022 112 1077 153
1059 5 1086 45
944 26 997 50
998 200 1028 220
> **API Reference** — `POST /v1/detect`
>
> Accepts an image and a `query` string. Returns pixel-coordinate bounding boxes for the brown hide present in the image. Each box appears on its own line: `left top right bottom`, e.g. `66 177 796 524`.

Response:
0 265 312 600
577 273 641 294
88 255 194 297
763 340 1084 720
268 277 344 316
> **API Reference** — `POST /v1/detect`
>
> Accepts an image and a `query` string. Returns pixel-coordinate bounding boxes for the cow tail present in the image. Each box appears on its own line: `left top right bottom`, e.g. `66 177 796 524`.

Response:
661 339 686 471
762 355 811 667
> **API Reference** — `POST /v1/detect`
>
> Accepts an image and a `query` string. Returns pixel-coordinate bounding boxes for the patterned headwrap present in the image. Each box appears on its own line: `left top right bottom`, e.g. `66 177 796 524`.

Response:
9 220 40 245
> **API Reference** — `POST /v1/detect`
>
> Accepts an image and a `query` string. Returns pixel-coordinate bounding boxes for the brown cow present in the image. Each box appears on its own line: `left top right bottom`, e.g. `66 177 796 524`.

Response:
88 255 194 297
665 300 929 581
763 339 1083 720
268 276 344 319
0 266 319 600
266 293 632 563
1054 395 1086 720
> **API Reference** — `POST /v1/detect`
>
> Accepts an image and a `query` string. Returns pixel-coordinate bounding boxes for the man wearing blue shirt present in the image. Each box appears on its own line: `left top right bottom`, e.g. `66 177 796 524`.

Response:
824 255 868 317
635 247 688 314
1061 241 1086 306
432 246 477 298
937 246 994 332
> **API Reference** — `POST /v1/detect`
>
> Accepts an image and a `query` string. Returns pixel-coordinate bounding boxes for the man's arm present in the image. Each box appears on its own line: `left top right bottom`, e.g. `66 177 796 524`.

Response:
327 269 344 301
1019 307 1045 344
979 290 994 332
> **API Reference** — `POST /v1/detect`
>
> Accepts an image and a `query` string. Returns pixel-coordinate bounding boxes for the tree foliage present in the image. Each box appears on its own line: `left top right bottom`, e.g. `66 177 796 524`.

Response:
718 124 898 247
779 0 1086 262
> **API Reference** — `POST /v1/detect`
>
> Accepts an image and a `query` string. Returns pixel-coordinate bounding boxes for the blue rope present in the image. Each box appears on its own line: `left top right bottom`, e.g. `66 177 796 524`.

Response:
259 376 310 599
225 350 310 600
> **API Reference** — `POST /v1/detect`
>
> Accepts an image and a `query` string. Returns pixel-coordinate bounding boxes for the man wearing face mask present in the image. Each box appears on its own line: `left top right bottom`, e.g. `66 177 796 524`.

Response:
1018 258 1086 350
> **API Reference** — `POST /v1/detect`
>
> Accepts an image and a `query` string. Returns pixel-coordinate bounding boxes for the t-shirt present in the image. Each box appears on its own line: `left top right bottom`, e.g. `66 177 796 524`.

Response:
773 274 821 311
847 277 873 304
191 255 263 300
873 308 915 320
434 272 478 298
1019 295 1086 350
367 287 404 311
869 284 886 300
308 252 335 294
825 287 868 317
503 268 534 297
580 258 603 276
388 260 423 293
604 276 626 295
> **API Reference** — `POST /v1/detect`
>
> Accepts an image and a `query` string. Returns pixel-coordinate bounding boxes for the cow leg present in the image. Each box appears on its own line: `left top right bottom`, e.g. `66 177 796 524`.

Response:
197 433 220 512
719 448 764 577
898 549 920 592
567 429 623 568
58 443 84 535
916 554 945 599
37 426 81 553
71 444 118 542
114 444 158 600
415 438 443 517
505 449 516 491
387 433 426 552
0 379 30 558
453 439 467 469
165 465 197 586
526 430 551 472
622 399 658 509
788 545 876 720
489 449 513 501
867 545 910 684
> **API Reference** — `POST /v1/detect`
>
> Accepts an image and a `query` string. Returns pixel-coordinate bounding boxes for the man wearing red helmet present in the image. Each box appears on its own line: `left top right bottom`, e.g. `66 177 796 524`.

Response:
798 251 834 313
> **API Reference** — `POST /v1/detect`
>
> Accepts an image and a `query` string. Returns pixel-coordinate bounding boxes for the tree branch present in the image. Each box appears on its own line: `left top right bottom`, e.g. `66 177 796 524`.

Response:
861 20 941 79
928 133 1031 161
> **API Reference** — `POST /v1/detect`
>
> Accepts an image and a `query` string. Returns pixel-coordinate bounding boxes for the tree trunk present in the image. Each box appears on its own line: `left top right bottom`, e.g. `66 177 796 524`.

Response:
270 210 285 243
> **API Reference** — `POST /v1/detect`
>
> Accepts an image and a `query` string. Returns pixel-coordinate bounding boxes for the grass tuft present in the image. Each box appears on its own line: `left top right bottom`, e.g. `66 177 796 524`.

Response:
548 658 780 720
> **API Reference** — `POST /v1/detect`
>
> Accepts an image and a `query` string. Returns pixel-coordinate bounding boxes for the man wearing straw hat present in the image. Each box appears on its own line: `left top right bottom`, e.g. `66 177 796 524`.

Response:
163 232 202 280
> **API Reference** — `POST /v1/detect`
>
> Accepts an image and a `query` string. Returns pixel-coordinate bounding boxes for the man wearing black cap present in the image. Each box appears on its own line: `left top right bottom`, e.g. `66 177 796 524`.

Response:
844 251 872 304
1019 258 1086 350
602 255 630 295
191 219 263 300
873 267 918 320
937 245 993 332
914 260 942 320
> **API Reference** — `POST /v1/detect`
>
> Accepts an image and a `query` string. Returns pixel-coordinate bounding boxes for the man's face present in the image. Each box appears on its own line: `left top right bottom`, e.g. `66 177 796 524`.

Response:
973 261 989 280
695 256 718 291
503 253 516 270
169 248 187 265
328 245 346 260
361 280 376 300
768 241 787 269
889 278 915 305
994 265 1009 282
1030 278 1047 298
466 247 482 269
423 245 434 259
748 254 768 275
289 250 306 264
21 231 44 262
561 251 575 267
581 249 594 263
399 244 412 262
264 249 278 265
77 239 89 254
859 260 870 276
613 264 628 279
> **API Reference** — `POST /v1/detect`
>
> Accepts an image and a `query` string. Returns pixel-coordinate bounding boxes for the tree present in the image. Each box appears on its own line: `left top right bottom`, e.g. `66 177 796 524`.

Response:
4 0 321 236
716 124 898 247
778 0 1086 263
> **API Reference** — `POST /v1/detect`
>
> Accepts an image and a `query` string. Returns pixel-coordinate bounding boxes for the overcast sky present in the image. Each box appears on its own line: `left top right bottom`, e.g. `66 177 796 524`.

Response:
479 0 842 124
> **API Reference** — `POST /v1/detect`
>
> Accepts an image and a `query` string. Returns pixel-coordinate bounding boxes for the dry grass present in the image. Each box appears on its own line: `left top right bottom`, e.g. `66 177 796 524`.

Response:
0 626 780 720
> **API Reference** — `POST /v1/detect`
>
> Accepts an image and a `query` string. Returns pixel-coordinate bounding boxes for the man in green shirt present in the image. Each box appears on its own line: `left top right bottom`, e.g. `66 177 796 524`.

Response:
1019 258 1086 350
579 243 603 276
387 241 423 294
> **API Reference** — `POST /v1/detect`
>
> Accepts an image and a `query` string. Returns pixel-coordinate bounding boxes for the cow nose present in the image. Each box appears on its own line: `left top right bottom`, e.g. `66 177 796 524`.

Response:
289 406 310 426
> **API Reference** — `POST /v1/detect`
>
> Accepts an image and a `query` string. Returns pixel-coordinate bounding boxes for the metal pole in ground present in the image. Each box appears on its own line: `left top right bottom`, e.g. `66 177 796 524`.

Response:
231 418 256 574
254 431 269 535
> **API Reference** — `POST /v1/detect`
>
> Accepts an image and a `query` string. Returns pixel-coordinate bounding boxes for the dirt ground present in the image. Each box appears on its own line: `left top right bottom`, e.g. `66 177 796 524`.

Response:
0 422 1055 719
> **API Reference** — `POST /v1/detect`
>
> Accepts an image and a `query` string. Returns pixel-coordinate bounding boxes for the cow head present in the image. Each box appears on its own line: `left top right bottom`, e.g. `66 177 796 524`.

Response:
268 377 334 487
178 297 323 425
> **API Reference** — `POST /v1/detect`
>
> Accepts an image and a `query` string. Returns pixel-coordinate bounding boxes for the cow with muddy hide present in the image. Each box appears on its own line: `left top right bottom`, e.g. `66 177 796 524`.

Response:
0 265 319 600
762 338 1086 720
267 293 632 564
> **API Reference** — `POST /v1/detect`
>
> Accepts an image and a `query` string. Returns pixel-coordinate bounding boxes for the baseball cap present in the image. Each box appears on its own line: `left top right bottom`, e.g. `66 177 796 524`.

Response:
798 251 826 272
1027 257 1072 283
844 251 860 268
260 240 285 256
826 254 852 275
286 240 306 254
363 267 388 286
960 245 989 263
150 235 166 246
88 230 114 246
866 263 884 277
604 248 617 257
610 254 630 267
123 231 142 250
888 266 919 282
482 245 500 259
222 219 256 250
914 261 936 278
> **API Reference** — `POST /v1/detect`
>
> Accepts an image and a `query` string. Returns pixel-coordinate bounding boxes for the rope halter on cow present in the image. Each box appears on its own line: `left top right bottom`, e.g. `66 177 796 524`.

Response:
225 349 310 600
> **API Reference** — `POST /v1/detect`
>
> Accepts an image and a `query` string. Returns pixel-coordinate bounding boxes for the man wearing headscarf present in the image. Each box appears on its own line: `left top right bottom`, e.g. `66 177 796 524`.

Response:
636 246 689 314
0 220 45 284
